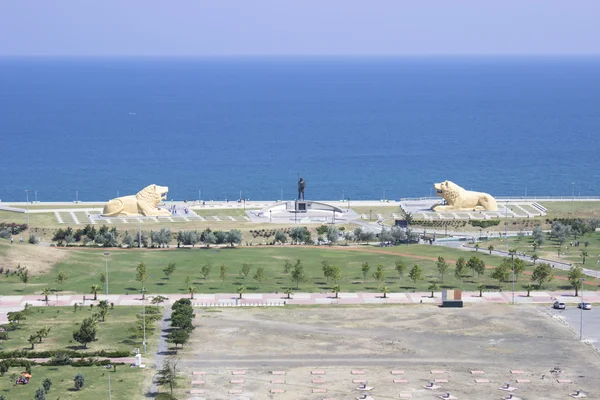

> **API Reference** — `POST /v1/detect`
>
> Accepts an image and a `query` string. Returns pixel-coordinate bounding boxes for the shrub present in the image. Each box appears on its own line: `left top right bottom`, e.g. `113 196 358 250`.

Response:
73 373 85 390
156 394 178 400
28 234 39 244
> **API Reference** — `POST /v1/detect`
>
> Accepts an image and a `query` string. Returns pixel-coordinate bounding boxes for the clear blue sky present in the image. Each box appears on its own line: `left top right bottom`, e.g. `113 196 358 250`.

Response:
1 0 599 56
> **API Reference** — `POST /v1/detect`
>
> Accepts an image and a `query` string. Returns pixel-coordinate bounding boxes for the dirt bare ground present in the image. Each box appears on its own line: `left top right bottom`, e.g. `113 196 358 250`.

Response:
0 243 67 275
178 304 600 400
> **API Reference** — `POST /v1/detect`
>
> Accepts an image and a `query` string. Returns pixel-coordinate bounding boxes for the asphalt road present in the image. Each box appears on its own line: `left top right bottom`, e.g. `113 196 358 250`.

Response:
546 304 600 348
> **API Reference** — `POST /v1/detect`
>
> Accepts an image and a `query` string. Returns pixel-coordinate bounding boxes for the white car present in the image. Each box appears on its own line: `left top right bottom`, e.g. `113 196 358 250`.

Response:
578 302 592 310
553 301 566 310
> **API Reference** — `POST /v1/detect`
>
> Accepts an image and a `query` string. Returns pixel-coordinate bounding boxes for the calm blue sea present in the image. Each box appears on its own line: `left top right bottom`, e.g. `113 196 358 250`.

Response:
1 57 599 202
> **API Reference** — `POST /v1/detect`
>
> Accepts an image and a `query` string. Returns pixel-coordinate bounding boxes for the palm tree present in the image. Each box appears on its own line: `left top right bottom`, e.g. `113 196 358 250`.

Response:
237 286 246 299
531 253 539 265
428 283 438 298
523 284 534 297
477 284 485 297
284 288 293 299
474 243 480 252
487 245 494 255
381 285 389 298
41 288 51 304
581 251 589 264
188 286 196 299
332 285 340 299
90 285 100 301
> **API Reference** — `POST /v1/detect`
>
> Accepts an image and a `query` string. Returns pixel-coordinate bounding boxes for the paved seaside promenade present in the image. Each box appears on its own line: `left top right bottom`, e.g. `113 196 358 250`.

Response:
1 290 598 323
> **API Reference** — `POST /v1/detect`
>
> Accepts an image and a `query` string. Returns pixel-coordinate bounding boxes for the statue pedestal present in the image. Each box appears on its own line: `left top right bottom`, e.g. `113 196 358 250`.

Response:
295 200 308 213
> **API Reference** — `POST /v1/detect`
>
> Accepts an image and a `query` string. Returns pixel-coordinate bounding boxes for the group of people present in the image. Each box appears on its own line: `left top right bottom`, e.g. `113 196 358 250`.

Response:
9 237 23 244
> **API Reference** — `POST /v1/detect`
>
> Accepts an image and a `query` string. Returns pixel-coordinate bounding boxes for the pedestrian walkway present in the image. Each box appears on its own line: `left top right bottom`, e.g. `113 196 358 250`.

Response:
1 290 597 323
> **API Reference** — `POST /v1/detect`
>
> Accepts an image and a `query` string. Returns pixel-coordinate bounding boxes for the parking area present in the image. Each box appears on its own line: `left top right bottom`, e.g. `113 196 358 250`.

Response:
546 303 600 348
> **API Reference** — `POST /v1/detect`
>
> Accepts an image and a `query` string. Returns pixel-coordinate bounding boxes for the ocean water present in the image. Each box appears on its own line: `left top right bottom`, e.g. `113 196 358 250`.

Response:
1 57 599 202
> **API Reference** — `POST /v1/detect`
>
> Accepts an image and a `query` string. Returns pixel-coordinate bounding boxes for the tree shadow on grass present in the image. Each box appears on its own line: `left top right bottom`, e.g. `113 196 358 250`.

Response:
125 287 138 292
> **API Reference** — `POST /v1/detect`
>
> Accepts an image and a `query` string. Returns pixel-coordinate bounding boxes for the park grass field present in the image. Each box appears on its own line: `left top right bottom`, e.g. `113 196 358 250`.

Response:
1 239 597 295
540 201 600 218
0 364 148 400
0 306 156 353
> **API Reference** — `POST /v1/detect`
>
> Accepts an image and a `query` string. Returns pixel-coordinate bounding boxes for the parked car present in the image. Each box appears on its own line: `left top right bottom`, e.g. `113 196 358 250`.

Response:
577 302 592 310
553 301 566 310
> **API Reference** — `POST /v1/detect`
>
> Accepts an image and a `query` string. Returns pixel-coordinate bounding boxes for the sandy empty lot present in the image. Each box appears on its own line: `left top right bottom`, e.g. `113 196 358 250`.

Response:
181 304 600 399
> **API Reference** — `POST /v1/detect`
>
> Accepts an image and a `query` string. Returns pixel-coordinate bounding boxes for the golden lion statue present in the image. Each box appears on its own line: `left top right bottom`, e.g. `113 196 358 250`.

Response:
102 184 170 217
431 181 498 212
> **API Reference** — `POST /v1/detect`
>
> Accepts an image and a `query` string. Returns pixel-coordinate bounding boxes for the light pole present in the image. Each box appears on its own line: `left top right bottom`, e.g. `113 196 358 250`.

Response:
510 251 515 305
269 210 272 223
596 260 599 279
138 210 142 248
369 209 372 221
103 252 110 299
572 182 575 215
34 190 38 202
25 190 29 226
140 288 147 354
580 277 584 340
104 364 112 400
75 190 79 203
504 202 508 237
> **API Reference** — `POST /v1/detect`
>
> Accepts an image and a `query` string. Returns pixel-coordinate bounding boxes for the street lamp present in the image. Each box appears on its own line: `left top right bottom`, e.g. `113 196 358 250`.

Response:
572 182 575 216
269 210 272 223
596 260 600 279
141 288 147 354
25 190 29 226
580 277 585 340
103 252 110 299
510 250 515 305
104 364 112 400
369 209 372 221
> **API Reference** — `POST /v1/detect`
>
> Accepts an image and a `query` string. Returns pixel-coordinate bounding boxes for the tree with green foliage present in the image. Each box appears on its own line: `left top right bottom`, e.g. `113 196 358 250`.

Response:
135 262 148 299
474 243 480 252
201 262 212 280
188 286 196 299
163 262 176 279
253 267 265 286
275 231 287 244
41 288 51 304
35 387 46 400
72 317 97 348
284 288 293 299
490 263 510 290
90 285 100 301
394 261 406 284
7 311 25 325
454 257 466 283
372 265 385 283
97 300 109 322
42 378 52 393
219 264 227 284
226 229 243 246
167 329 189 348
73 373 85 390
532 225 544 247
291 260 308 289
328 265 341 283
203 231 216 248
408 264 423 288
332 284 341 298
326 226 339 245
0 360 9 376
428 283 438 298
436 257 449 282
581 251 589 264
487 245 494 255
512 258 526 281
237 286 246 299
531 253 539 265
523 284 534 297
19 269 30 287
361 262 371 282
477 284 485 297
36 326 51 343
157 358 179 395
568 266 585 296
28 334 38 349
55 271 68 288
240 263 252 279
380 285 389 298
531 263 554 289
321 260 332 283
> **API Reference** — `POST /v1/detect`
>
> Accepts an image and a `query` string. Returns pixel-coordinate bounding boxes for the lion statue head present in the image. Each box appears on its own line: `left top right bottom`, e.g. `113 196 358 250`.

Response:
136 184 168 206
434 180 462 205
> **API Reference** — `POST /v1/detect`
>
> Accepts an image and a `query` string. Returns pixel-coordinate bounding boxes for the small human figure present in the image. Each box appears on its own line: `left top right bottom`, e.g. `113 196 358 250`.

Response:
19 237 23 243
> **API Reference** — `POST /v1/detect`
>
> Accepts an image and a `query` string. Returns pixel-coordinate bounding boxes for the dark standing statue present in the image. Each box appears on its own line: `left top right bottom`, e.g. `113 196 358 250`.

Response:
297 177 306 200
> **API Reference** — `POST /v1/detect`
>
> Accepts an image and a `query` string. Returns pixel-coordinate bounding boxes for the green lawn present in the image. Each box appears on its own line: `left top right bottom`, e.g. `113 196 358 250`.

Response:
0 365 147 400
193 208 257 217
2 237 598 294
540 201 600 218
0 306 157 353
